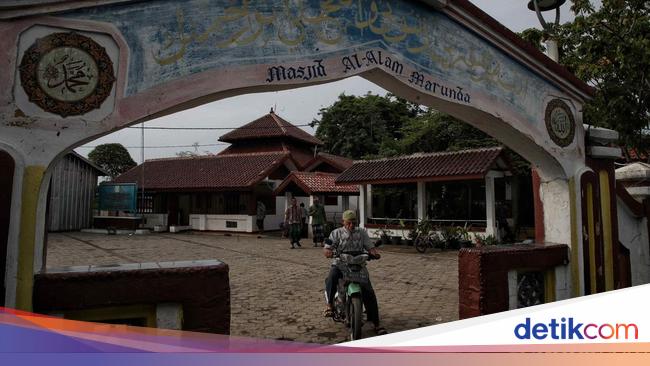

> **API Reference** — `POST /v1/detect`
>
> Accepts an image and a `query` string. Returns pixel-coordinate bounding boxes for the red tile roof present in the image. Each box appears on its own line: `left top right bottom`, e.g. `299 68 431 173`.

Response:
335 147 506 184
305 153 354 172
113 152 290 191
622 147 648 162
218 141 316 170
283 143 315 169
274 172 359 196
218 112 323 146
218 140 286 155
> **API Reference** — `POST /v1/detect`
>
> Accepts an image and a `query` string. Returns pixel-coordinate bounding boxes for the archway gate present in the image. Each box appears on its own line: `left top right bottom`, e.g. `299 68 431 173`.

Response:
0 0 616 312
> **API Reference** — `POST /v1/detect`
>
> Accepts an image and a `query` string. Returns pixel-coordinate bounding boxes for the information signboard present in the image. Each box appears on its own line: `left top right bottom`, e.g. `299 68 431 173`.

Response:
98 183 137 212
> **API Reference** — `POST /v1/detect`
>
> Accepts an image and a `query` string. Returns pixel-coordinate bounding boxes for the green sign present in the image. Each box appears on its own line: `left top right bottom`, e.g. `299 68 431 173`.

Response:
98 183 137 212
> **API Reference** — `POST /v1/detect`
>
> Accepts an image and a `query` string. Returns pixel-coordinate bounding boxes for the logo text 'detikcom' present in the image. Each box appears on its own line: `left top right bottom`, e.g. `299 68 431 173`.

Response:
514 318 639 340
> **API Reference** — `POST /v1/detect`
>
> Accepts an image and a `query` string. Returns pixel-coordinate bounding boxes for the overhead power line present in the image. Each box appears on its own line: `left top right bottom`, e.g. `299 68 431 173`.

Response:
126 123 314 130
77 143 229 149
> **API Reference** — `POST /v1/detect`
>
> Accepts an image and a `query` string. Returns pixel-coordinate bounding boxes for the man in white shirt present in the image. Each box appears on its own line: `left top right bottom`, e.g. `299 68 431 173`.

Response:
323 210 386 335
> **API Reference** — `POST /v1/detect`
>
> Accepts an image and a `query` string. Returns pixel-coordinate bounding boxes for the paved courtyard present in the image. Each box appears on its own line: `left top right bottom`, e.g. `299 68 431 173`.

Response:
46 231 459 344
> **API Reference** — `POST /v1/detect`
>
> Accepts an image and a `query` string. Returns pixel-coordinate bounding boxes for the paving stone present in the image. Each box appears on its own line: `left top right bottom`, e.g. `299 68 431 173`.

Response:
47 231 459 344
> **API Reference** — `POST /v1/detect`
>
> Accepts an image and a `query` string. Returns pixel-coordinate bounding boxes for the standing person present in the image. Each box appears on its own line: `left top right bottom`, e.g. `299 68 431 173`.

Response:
309 197 327 247
284 198 303 249
300 202 308 238
256 200 266 238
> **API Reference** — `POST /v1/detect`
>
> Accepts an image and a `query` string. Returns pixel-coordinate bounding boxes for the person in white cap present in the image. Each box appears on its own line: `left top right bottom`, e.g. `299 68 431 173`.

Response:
322 209 387 335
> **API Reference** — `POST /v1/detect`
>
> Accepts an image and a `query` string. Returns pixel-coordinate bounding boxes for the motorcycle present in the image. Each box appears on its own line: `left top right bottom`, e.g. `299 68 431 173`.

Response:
326 240 380 340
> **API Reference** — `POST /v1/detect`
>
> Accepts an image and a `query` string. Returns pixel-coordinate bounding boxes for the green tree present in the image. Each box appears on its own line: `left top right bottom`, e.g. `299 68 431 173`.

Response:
312 93 420 159
314 94 530 173
88 143 137 178
396 110 530 175
518 28 546 53
397 110 499 154
522 0 650 158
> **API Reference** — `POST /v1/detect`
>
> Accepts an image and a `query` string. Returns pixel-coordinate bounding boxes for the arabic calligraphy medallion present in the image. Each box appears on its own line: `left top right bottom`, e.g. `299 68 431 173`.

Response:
19 32 115 117
545 99 575 147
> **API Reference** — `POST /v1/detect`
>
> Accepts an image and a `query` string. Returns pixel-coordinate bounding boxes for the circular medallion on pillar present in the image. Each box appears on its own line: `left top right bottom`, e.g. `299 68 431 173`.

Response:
545 99 575 147
19 32 115 117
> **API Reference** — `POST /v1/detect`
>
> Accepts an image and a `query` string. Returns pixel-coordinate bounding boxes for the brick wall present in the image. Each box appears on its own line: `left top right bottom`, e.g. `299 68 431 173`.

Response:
33 260 230 334
459 244 569 319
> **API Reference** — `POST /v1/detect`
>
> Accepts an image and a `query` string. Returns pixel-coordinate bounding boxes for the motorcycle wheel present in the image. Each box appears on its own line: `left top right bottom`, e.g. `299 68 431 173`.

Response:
349 295 363 340
415 235 428 253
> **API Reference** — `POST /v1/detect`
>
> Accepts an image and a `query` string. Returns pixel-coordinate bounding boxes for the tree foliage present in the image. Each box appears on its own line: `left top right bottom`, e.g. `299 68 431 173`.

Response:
312 93 420 159
397 111 499 154
397 111 530 175
522 0 650 157
313 93 501 159
313 93 530 174
518 28 546 53
88 143 137 178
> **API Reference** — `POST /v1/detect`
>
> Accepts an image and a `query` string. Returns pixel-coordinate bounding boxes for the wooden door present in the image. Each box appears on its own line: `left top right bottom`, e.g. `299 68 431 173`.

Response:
167 193 179 226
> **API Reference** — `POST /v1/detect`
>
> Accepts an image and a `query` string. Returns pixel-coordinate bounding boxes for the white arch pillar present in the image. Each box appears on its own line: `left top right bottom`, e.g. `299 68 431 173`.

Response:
359 185 368 228
485 174 497 238
417 181 426 222
341 195 350 212
0 148 54 310
308 194 315 238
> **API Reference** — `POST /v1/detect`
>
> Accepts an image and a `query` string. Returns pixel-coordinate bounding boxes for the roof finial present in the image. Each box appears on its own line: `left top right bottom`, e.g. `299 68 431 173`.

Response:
270 107 274 114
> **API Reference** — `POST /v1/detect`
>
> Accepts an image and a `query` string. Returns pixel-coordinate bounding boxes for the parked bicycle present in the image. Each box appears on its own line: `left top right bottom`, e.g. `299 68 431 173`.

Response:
414 230 444 253
411 219 442 253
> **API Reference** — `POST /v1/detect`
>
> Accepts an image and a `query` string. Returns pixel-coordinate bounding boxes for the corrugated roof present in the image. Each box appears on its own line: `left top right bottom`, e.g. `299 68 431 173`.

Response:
275 172 359 196
113 152 290 191
218 112 323 146
335 147 505 184
69 151 109 176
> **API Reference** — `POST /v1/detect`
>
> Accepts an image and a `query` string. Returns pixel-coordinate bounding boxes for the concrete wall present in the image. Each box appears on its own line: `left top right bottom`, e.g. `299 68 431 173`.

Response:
33 260 230 334
323 196 359 223
617 200 650 286
142 213 168 229
264 194 289 231
189 214 254 233
458 244 569 319
184 194 360 233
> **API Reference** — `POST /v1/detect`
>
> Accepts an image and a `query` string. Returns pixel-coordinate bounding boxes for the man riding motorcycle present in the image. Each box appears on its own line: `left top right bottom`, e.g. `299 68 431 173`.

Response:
323 210 387 336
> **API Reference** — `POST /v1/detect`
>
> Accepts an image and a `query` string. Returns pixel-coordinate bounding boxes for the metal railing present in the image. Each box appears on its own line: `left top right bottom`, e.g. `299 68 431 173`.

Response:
367 217 487 228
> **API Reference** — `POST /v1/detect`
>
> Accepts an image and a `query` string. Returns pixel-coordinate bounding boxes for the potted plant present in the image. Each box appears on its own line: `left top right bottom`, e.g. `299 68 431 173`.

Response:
390 235 402 245
474 233 499 247
440 226 458 250
405 227 417 246
430 231 445 249
456 226 472 248
376 227 393 245
398 218 414 245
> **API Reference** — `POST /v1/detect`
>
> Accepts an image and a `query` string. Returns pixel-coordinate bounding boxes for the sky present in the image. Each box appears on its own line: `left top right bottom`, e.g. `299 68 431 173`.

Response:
76 0 584 163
